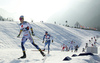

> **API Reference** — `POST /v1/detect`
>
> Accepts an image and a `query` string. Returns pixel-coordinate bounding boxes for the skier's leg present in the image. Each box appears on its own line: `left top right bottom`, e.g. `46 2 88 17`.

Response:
71 47 73 52
29 36 40 49
29 36 45 57
21 42 25 51
20 37 27 58
48 41 51 54
43 41 48 50
21 37 27 51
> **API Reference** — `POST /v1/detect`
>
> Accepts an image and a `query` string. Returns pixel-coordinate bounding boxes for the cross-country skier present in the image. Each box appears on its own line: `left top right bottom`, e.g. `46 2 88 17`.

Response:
94 39 97 47
91 38 94 46
69 41 75 52
61 44 68 51
17 15 45 59
42 31 53 54
82 48 85 52
74 45 79 52
85 43 88 49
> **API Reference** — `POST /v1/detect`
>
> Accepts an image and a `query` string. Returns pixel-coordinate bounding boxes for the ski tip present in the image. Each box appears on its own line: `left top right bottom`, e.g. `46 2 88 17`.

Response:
42 57 47 60
18 58 20 59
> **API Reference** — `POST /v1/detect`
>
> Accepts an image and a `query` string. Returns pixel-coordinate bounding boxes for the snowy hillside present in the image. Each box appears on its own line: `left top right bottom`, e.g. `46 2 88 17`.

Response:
0 21 100 63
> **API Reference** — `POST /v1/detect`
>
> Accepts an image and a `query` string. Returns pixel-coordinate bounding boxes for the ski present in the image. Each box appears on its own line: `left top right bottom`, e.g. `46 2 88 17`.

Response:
18 58 25 59
18 57 26 59
18 56 26 59
42 54 51 61
18 58 21 59
42 56 47 60
42 55 47 63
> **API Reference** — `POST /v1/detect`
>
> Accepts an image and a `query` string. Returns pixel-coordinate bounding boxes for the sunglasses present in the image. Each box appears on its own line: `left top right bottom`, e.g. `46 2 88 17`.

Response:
19 18 23 20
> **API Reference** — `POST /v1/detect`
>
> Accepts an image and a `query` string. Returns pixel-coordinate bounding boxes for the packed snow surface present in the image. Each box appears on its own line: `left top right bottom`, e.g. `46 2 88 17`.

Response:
0 21 100 63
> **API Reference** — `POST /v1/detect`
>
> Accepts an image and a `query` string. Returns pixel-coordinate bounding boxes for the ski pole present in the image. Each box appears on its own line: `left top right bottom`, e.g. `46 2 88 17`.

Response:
35 36 42 40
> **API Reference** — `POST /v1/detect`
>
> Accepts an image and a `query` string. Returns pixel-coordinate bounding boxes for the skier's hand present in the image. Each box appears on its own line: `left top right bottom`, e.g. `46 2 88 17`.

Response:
32 32 35 36
17 34 20 38
52 40 53 42
42 41 44 43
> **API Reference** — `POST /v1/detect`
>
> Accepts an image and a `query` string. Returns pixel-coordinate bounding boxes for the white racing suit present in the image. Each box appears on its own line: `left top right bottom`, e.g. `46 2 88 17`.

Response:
20 21 40 51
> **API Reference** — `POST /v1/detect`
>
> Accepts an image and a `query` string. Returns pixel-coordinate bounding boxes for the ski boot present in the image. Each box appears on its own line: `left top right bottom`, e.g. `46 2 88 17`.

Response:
42 49 45 51
39 49 46 57
18 51 26 59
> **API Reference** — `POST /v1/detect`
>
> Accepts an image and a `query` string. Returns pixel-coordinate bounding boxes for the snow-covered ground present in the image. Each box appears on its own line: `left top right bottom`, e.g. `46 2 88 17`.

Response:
0 21 100 63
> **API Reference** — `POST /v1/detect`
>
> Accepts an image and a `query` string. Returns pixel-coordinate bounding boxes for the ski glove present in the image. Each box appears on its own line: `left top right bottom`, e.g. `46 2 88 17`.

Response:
42 41 44 43
52 40 53 42
32 32 35 36
17 34 20 38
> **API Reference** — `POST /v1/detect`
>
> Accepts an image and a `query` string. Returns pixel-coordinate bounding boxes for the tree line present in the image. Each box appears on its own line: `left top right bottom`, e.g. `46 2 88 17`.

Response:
54 21 100 31
0 15 14 21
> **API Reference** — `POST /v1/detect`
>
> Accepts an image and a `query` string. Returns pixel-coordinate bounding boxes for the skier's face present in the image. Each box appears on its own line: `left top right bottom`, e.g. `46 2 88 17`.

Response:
19 18 24 23
45 33 48 35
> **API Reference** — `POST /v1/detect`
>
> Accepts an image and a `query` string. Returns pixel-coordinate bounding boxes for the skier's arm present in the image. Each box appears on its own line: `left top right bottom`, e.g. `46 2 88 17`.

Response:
43 35 45 43
31 28 35 36
31 28 34 33
17 30 22 37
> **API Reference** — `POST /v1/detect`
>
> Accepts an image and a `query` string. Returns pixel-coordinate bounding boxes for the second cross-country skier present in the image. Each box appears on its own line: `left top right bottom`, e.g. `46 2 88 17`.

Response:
42 31 53 54
17 15 45 59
